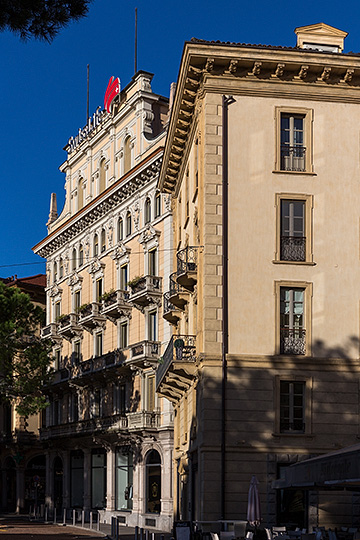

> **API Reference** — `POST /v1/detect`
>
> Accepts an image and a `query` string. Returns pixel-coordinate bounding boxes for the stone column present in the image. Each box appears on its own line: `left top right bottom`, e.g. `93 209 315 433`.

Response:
83 448 91 511
15 464 25 513
106 447 116 512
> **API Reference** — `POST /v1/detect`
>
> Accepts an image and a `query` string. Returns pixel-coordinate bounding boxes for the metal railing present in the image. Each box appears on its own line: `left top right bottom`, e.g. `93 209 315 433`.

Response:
156 334 196 389
280 145 306 171
280 327 306 355
177 246 199 275
163 291 178 314
40 413 128 440
280 236 306 261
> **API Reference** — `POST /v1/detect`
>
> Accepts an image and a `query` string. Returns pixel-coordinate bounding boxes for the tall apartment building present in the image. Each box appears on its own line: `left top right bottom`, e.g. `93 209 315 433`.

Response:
33 71 174 531
0 274 46 513
157 23 360 528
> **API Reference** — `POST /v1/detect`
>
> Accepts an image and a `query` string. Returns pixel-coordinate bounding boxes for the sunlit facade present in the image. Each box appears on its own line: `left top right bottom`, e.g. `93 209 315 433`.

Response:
33 71 174 530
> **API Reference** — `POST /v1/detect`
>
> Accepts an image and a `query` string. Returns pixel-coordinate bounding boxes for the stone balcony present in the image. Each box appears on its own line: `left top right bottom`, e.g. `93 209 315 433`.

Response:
176 246 199 292
127 410 160 431
40 413 128 441
156 334 197 402
57 313 83 341
78 302 106 331
41 323 61 344
129 275 162 309
128 340 161 368
101 289 132 323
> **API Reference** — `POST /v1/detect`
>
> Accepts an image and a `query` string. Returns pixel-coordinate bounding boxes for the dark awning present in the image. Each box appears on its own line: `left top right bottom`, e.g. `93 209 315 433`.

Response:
272 443 360 491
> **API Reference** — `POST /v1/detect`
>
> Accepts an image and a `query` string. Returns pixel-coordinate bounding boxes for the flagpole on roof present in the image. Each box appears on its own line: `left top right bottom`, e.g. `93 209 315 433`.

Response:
135 8 138 75
87 64 90 120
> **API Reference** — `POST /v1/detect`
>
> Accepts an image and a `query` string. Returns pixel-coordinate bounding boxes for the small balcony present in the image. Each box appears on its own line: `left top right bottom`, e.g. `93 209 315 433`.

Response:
78 302 106 331
129 340 161 367
41 323 61 344
163 291 181 326
57 313 83 341
168 272 189 310
101 289 132 323
280 145 306 172
156 335 197 399
40 413 128 441
72 350 125 383
129 275 162 308
127 411 160 431
176 246 199 291
280 236 306 262
280 327 306 355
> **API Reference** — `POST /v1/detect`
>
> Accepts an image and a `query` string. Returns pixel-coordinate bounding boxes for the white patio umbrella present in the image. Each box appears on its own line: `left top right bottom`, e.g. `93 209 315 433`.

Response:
247 475 261 526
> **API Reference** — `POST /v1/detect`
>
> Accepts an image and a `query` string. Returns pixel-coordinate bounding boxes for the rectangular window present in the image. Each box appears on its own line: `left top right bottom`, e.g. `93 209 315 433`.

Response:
148 248 157 276
54 301 61 322
54 348 61 371
275 107 313 173
280 114 305 171
280 287 305 355
119 321 128 349
113 384 126 415
281 200 305 261
275 194 313 264
74 290 81 312
146 375 155 411
280 381 305 433
91 389 102 418
73 340 81 363
120 264 128 291
94 332 103 357
155 193 161 218
116 451 133 510
96 278 103 302
91 450 106 509
148 310 157 341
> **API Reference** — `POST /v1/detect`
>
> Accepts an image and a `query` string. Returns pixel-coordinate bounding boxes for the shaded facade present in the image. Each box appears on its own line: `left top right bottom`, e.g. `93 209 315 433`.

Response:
158 23 360 528
33 72 174 530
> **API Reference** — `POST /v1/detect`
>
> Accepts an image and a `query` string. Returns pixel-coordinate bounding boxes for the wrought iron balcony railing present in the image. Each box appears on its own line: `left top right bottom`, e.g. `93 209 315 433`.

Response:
163 292 181 326
156 334 196 390
176 247 199 291
280 327 306 355
40 413 128 440
280 236 306 262
280 145 306 172
168 272 189 309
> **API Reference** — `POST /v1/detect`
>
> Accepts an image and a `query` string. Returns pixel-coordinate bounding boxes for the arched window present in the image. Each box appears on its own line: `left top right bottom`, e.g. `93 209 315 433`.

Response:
145 450 161 514
72 248 77 271
79 245 84 267
101 229 106 253
99 158 106 194
124 136 131 174
126 212 132 237
78 177 84 210
155 192 161 218
94 234 99 257
53 262 58 283
144 198 151 224
59 259 64 279
118 218 123 242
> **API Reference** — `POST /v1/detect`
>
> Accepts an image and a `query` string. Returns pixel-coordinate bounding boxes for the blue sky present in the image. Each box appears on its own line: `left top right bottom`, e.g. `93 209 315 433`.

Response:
0 0 358 277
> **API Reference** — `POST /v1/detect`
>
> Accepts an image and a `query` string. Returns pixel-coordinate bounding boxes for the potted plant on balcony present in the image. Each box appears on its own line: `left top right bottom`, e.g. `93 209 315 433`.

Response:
127 275 144 291
76 303 91 317
99 289 115 304
56 313 68 323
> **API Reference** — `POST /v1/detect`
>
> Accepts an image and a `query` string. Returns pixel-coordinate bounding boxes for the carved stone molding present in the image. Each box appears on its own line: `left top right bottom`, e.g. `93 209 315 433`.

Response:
299 65 309 79
67 271 83 288
229 60 238 74
138 224 160 248
321 67 331 81
275 63 285 77
48 284 62 298
252 62 262 75
111 243 130 267
205 58 214 72
88 258 105 276
344 69 355 82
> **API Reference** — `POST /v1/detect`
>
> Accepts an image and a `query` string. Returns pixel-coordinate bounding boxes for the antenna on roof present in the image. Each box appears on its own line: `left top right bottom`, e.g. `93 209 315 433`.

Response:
87 64 90 120
134 8 138 75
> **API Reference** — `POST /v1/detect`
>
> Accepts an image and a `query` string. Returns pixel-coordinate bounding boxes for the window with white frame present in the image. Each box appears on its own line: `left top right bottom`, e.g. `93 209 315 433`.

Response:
148 310 157 341
94 234 99 257
119 321 128 349
54 348 61 371
54 300 61 322
79 245 84 266
275 107 313 173
120 264 128 291
280 200 305 262
101 229 106 253
96 278 103 302
73 290 81 312
280 287 305 355
73 339 81 363
155 192 161 218
145 198 151 224
126 211 132 237
72 248 77 271
148 248 157 276
118 217 123 241
113 383 126 415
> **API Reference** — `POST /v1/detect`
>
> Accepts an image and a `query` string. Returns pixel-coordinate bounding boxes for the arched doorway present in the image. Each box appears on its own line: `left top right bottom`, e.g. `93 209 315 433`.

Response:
25 455 46 512
145 449 161 514
53 456 63 510
4 457 16 511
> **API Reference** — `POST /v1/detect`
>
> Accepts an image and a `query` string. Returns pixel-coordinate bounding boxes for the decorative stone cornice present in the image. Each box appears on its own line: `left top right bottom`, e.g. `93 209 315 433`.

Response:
159 40 360 194
138 224 161 248
34 148 163 258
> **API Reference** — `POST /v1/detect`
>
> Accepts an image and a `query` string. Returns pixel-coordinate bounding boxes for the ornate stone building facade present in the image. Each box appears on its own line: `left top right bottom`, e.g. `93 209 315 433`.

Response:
33 71 174 530
158 23 360 528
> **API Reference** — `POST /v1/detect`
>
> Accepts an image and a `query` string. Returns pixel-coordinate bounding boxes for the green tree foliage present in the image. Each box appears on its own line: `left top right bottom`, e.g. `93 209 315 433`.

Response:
0 281 52 417
0 0 93 42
